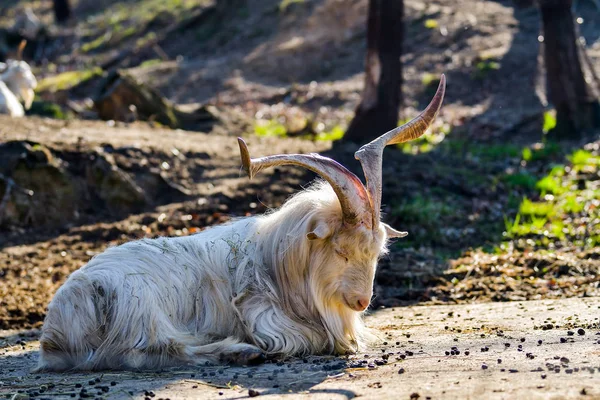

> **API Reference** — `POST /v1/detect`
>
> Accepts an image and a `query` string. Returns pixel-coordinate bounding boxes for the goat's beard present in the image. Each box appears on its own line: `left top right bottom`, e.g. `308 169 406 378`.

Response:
21 88 34 110
309 276 366 354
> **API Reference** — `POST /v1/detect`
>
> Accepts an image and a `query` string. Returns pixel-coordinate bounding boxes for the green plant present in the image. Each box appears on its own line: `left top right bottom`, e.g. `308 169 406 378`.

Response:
421 73 439 87
519 198 554 218
568 149 594 166
424 19 438 29
500 144 599 248
279 0 305 12
37 68 103 92
140 59 163 68
28 99 71 120
542 110 557 133
392 195 453 228
535 175 564 196
502 172 537 190
254 120 287 137
315 126 344 141
473 60 501 79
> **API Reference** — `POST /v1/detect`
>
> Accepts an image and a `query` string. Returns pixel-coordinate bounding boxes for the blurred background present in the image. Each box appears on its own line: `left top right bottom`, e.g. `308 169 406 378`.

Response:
0 0 598 330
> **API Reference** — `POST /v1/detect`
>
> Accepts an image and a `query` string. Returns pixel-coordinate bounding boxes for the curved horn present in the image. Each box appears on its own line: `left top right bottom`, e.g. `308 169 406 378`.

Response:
238 138 372 227
17 40 26 61
354 74 446 228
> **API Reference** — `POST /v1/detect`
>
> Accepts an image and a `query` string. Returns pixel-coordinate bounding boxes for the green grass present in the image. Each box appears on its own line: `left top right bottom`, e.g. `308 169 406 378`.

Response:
519 198 554 218
254 119 345 141
37 68 103 92
315 126 345 141
473 60 501 79
80 0 204 53
542 110 557 133
535 175 565 196
470 143 520 161
503 147 599 247
424 19 439 29
526 142 561 162
421 73 439 87
502 172 537 190
279 0 306 12
28 99 71 120
139 58 163 68
254 120 288 138
392 195 454 228
568 149 598 167
81 33 111 53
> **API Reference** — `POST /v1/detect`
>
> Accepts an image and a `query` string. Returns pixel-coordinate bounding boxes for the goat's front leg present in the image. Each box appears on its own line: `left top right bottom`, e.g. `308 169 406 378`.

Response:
187 337 266 365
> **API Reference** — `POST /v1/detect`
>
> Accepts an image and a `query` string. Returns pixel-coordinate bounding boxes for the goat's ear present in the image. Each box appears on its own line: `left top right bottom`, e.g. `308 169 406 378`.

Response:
307 221 332 240
382 223 408 239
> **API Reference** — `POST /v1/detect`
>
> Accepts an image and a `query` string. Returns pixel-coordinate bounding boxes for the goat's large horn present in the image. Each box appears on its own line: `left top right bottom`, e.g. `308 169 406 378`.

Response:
238 138 372 227
354 74 446 228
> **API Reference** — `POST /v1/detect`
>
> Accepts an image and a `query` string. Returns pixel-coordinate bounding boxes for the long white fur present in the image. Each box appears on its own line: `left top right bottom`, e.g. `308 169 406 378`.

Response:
0 81 25 117
0 60 37 117
37 181 389 371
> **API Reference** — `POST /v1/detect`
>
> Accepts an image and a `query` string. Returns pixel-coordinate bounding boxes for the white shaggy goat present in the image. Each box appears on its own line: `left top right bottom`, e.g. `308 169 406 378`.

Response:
36 76 446 371
0 59 37 117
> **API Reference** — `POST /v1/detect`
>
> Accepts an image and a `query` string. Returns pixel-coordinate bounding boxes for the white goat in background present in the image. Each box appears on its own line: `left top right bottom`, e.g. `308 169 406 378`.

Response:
36 76 446 371
0 60 37 117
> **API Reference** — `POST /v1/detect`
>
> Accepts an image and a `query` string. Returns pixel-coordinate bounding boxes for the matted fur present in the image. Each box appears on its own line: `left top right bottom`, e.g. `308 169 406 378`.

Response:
37 182 390 371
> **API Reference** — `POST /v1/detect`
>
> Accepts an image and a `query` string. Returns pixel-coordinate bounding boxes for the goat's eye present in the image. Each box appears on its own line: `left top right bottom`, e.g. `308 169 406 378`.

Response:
335 250 349 262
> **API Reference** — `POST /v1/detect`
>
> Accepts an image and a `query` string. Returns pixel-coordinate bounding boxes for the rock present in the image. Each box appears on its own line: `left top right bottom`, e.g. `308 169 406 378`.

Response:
85 151 147 214
94 70 179 127
94 70 219 131
136 168 191 200
0 140 190 228
0 141 77 227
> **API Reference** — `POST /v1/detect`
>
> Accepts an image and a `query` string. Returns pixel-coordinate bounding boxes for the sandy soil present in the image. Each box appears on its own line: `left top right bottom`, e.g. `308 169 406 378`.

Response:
1 297 598 399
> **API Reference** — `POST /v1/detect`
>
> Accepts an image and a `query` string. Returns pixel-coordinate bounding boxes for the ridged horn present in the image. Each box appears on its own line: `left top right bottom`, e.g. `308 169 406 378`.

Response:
354 74 446 228
238 138 372 227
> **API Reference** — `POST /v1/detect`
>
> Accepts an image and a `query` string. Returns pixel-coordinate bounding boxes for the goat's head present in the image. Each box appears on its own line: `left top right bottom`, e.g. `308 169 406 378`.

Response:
2 60 37 110
239 75 446 313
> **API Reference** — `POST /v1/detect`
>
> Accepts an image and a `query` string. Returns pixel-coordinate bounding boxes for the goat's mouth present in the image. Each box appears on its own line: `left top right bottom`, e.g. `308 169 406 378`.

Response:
342 294 369 312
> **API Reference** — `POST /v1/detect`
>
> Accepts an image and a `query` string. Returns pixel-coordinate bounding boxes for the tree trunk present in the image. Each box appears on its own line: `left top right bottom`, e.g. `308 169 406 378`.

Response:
52 0 72 24
344 0 404 144
541 0 600 138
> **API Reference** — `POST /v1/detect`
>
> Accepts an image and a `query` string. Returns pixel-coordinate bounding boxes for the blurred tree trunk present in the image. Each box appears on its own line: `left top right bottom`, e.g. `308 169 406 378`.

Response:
540 0 600 138
53 0 72 24
344 0 404 144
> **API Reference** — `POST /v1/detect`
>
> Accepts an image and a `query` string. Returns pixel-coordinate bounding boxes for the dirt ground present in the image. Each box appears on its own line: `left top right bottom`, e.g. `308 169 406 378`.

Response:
1 297 599 399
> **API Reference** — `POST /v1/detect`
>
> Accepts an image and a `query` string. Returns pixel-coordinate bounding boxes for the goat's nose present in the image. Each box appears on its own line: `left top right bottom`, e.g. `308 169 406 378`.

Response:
356 297 370 311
